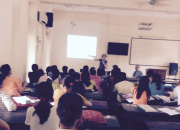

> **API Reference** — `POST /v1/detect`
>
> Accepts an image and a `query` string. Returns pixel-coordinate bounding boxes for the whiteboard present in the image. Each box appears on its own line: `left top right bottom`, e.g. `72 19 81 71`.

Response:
130 38 180 66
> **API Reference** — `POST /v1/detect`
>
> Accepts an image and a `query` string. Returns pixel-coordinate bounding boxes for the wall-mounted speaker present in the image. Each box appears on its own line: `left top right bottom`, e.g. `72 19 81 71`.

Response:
169 63 178 75
46 12 53 27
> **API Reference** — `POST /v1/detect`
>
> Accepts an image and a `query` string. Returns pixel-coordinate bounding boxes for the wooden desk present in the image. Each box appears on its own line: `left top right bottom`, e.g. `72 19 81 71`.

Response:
0 110 120 130
122 103 180 130
84 92 103 100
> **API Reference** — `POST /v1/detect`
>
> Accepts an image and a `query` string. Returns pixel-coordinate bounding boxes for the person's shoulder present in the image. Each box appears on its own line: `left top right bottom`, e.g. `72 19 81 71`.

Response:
27 106 35 113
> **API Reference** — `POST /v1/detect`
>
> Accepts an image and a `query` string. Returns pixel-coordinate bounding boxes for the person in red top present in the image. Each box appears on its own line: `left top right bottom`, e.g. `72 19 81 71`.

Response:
0 64 27 96
90 67 102 92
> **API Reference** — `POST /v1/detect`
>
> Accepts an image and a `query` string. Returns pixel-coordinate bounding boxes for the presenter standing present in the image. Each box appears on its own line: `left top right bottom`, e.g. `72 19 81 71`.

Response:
88 54 108 70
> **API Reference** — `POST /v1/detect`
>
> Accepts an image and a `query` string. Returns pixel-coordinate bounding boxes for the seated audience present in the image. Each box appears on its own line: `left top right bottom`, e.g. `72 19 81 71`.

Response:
131 76 151 105
81 71 98 91
28 64 42 84
90 67 102 92
0 119 10 130
149 73 165 95
53 76 92 107
71 72 86 96
97 68 105 78
39 66 60 91
25 82 60 130
146 70 154 83
56 93 84 130
133 65 143 78
107 69 121 89
0 64 27 96
112 65 118 70
60 66 68 79
39 66 60 84
0 74 16 111
69 69 75 76
170 85 180 106
113 72 134 102
83 65 89 71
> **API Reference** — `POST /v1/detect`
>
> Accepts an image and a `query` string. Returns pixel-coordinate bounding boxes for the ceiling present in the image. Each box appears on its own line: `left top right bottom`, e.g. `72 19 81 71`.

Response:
40 0 180 18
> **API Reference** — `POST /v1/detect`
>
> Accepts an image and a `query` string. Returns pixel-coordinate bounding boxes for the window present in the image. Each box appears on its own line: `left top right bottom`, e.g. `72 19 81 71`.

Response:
67 35 97 59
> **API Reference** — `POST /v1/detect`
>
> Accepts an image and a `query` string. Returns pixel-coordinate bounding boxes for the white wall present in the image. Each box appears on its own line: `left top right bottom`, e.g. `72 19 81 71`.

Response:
51 10 180 78
12 0 29 81
0 0 13 65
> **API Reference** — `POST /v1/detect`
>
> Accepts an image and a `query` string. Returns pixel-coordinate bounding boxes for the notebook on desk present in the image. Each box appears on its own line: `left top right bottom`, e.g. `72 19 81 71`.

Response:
136 105 158 112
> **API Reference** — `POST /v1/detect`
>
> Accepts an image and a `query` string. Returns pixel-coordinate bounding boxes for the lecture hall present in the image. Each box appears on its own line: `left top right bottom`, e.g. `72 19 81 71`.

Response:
0 0 180 130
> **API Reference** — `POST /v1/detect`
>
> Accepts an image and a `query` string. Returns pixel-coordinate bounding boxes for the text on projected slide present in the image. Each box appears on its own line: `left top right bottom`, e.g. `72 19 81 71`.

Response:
67 35 97 59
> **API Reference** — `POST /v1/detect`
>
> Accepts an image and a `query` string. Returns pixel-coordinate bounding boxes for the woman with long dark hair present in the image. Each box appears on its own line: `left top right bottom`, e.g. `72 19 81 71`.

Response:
131 76 151 105
71 72 85 96
25 82 59 130
81 70 98 91
0 64 27 96
149 73 165 95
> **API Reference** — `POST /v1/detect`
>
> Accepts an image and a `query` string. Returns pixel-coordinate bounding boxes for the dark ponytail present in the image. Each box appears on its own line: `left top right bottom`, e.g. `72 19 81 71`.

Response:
152 73 162 90
62 75 73 89
33 82 53 124
57 93 83 127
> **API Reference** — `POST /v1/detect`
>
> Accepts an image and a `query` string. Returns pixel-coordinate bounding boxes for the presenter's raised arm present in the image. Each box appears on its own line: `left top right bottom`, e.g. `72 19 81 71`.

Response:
87 55 99 61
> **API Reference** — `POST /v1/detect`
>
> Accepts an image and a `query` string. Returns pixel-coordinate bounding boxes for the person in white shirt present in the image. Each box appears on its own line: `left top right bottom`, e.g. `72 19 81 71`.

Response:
56 93 84 130
113 72 134 102
0 74 16 111
25 82 60 130
170 85 180 105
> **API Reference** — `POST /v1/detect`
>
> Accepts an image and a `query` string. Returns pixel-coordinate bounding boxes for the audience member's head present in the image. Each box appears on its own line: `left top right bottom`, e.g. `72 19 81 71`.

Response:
90 67 96 75
46 66 51 74
62 66 68 74
52 65 58 70
97 68 105 77
146 70 154 78
71 72 80 81
135 65 140 71
136 76 151 99
113 65 118 70
57 93 83 129
62 75 73 93
34 82 53 124
32 64 38 72
152 73 162 90
69 69 75 76
49 68 60 81
102 54 107 59
1 64 11 77
81 70 91 87
80 69 83 72
72 72 85 96
119 72 127 81
83 65 89 71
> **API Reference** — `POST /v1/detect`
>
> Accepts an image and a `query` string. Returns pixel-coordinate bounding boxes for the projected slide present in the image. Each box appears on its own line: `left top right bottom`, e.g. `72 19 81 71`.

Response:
67 35 97 59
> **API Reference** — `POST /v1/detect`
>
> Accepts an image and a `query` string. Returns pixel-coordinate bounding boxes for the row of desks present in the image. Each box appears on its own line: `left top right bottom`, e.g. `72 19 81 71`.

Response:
0 97 121 130
122 103 180 130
